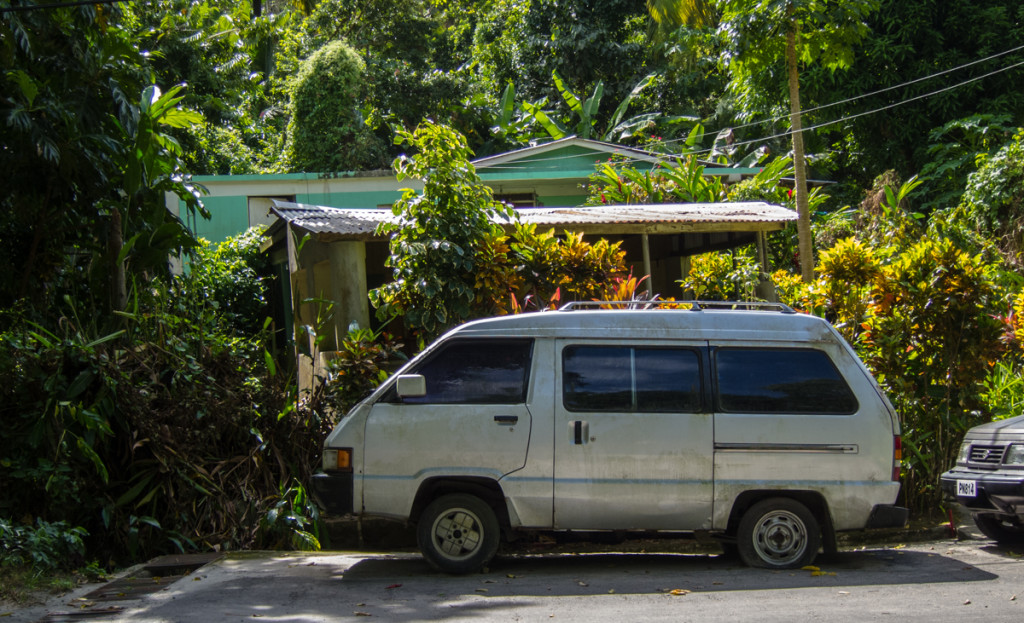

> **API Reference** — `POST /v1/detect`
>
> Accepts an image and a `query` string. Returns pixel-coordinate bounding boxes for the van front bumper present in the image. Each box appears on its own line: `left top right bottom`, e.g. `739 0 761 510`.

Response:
310 471 354 516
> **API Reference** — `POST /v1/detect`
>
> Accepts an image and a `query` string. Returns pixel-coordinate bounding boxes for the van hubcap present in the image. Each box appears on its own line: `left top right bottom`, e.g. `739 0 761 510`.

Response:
432 509 483 559
753 510 807 565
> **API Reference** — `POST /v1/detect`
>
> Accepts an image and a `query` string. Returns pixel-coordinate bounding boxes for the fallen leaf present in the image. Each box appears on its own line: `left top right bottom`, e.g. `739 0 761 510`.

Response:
608 589 615 594
475 588 489 593
507 574 520 579
712 582 723 586
357 603 366 607
801 565 820 572
193 577 202 581
385 584 402 590
669 589 690 596
577 581 589 587
482 579 497 584
354 612 372 617
893 544 906 549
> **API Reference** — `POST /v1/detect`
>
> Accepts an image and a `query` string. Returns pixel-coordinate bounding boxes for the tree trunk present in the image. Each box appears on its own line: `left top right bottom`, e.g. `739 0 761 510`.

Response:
786 13 814 282
109 206 127 312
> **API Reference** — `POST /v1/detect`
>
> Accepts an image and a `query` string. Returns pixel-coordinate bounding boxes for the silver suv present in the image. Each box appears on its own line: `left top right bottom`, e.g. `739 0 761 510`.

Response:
941 414 1024 543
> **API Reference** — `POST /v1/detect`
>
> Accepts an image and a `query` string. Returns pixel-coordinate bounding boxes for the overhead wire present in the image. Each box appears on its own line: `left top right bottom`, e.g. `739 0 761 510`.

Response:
477 48 1024 171
694 42 1024 139
477 50 1024 170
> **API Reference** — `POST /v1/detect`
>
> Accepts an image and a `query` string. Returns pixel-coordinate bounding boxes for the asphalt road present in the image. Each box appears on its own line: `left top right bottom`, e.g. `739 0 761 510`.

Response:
9 534 1024 623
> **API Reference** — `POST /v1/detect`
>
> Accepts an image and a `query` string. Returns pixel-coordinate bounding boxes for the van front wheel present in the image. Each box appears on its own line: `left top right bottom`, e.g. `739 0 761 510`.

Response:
417 493 500 574
737 498 821 569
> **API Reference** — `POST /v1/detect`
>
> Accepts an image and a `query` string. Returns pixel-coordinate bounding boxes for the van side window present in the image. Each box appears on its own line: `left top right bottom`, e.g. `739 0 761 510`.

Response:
562 346 702 413
401 339 533 404
715 348 858 414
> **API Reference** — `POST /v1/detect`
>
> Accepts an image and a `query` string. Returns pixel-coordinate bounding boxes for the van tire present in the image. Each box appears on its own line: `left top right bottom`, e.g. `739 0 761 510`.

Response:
737 497 820 569
417 493 500 574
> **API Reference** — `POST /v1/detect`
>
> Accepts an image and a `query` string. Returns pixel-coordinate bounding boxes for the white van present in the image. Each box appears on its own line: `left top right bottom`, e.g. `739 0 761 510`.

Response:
311 302 907 573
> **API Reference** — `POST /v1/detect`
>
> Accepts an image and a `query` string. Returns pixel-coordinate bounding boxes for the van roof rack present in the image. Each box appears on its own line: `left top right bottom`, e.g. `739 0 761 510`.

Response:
558 300 796 313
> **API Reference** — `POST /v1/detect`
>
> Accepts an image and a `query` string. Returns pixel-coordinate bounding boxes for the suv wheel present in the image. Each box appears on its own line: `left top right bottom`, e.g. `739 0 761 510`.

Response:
417 493 500 574
737 497 821 569
973 513 1024 545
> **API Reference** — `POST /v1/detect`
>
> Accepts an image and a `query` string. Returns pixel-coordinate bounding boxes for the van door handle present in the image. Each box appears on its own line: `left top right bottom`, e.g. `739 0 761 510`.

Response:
570 420 589 444
494 415 518 425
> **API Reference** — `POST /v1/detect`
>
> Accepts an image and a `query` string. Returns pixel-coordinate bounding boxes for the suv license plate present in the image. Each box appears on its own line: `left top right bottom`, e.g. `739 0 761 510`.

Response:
957 480 977 497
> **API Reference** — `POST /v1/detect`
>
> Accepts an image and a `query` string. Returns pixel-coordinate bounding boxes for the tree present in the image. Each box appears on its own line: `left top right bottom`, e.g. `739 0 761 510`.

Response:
0 2 204 316
282 40 388 172
713 0 880 281
369 122 514 339
472 0 652 118
958 131 1024 268
800 0 1024 184
129 0 294 174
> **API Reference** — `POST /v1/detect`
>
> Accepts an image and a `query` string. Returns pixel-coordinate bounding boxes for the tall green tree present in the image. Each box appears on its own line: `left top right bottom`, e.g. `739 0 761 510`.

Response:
1 2 203 315
369 122 513 340
800 0 1024 183
711 0 879 280
282 39 388 172
473 0 652 120
130 0 294 174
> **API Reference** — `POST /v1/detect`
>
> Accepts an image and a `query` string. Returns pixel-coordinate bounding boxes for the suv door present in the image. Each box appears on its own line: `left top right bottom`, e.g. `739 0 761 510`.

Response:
362 338 534 517
553 340 714 530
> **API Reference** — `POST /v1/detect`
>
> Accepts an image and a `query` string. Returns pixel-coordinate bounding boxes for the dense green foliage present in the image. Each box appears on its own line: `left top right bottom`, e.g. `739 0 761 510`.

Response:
0 229 332 565
6 0 1024 571
369 122 514 339
283 40 388 172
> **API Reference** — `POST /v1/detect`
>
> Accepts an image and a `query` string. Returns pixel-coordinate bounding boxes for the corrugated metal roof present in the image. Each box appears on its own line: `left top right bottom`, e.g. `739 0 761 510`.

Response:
269 200 796 240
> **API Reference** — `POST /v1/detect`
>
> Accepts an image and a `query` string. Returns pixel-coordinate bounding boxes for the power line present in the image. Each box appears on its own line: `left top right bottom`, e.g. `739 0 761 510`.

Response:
479 53 1024 171
711 42 1024 139
717 57 1024 159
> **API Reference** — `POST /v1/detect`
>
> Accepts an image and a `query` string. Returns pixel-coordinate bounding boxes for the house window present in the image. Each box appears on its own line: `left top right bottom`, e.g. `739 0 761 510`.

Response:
494 193 538 208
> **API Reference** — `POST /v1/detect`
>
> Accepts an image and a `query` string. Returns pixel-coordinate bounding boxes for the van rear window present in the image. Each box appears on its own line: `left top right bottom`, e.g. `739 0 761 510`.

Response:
401 338 533 404
715 348 858 414
562 346 702 413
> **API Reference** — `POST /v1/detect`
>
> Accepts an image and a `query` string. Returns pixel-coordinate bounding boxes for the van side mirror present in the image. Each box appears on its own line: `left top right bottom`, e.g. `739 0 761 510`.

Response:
396 374 426 399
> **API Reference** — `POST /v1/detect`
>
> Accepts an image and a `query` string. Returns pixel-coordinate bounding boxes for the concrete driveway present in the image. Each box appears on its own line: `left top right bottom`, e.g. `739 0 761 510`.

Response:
9 534 1024 622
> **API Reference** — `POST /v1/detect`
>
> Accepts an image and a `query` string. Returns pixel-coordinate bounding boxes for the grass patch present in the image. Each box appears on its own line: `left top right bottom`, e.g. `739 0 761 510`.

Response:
0 564 106 607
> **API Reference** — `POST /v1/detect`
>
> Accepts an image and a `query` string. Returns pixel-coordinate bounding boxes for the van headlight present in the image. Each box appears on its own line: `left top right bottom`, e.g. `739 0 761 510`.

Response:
1005 444 1024 466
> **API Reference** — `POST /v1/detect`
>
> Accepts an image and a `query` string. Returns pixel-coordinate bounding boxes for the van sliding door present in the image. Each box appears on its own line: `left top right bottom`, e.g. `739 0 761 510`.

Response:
552 341 714 531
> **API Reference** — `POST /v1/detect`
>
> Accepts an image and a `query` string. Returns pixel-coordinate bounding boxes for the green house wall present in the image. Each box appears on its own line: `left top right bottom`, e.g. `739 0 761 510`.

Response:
172 143 761 243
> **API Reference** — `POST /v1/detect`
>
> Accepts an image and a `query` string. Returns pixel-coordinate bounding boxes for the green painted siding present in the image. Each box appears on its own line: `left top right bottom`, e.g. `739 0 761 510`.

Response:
297 190 403 208
190 196 249 243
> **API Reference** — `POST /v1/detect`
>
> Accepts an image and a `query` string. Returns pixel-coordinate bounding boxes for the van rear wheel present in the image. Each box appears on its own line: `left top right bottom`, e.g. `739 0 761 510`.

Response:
737 498 821 569
417 493 500 574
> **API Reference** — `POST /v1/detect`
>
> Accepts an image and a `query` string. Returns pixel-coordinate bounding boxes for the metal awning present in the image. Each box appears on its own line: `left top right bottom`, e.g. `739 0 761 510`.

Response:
266 200 797 242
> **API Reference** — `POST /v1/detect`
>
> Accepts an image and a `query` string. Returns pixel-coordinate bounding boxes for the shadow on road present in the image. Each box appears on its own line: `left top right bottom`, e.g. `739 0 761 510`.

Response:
339 547 997 595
